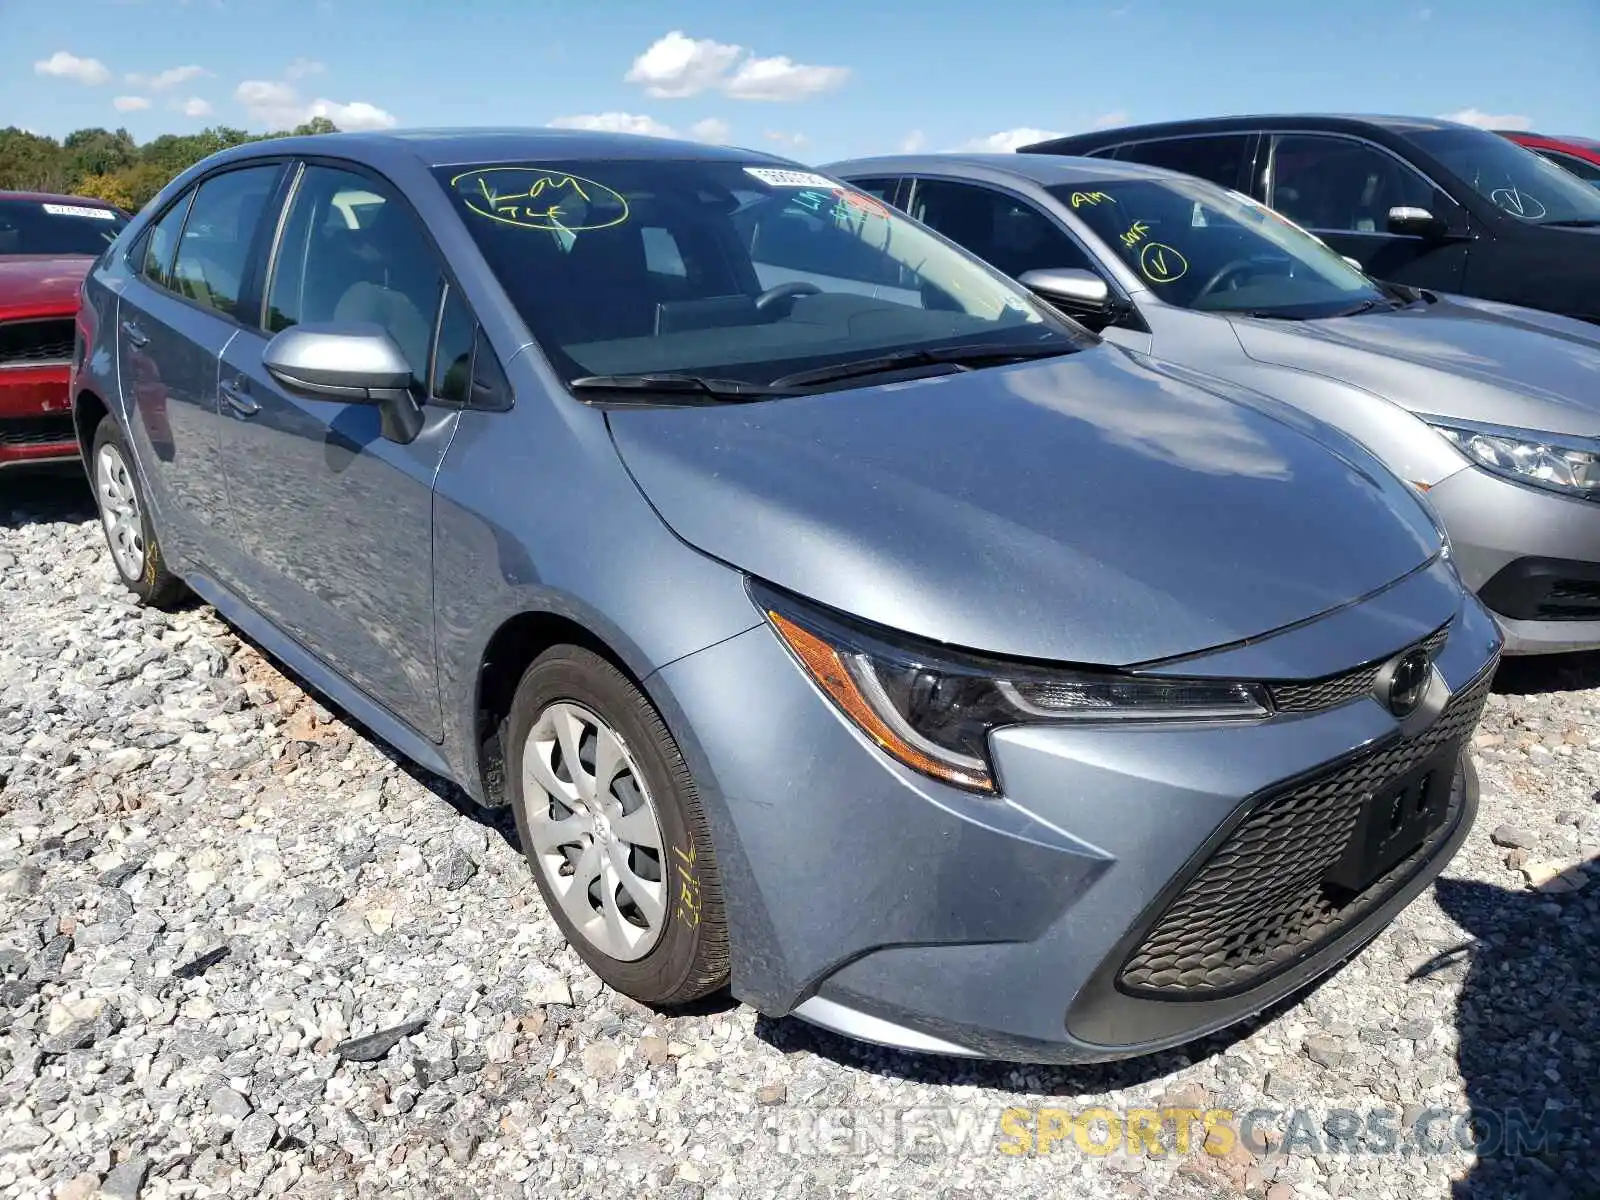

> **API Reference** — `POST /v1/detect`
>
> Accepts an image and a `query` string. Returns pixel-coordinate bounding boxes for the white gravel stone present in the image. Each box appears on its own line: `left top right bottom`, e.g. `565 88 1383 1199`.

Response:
1 475 1595 1198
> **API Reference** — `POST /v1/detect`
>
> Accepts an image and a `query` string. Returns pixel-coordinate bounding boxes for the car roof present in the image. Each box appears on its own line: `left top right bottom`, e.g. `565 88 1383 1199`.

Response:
207 127 797 171
825 152 1191 188
1019 113 1480 151
0 190 124 208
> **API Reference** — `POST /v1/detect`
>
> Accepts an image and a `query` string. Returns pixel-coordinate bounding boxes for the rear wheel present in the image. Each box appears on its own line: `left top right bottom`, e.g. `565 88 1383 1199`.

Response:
506 645 728 1005
91 418 184 608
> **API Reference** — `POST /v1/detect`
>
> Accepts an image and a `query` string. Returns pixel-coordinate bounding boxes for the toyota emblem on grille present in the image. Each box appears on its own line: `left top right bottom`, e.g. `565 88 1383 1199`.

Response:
1378 648 1432 718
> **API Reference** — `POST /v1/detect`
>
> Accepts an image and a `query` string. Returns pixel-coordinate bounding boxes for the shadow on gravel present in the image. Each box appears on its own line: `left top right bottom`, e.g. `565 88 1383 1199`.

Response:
1492 651 1600 696
1429 855 1599 1199
0 465 95 527
751 967 1340 1096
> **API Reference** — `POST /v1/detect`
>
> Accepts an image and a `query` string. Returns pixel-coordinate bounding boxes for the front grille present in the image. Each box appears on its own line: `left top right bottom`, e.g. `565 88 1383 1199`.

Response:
0 319 74 368
0 414 76 448
1118 660 1495 999
1536 581 1600 622
1269 625 1449 713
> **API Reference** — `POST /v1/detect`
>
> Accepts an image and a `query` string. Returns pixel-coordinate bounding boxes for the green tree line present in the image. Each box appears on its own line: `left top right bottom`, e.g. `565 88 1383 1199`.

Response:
0 117 340 212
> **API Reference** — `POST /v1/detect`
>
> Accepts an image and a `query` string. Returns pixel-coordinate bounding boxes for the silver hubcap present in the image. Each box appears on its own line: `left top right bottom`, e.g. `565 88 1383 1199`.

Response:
95 444 145 581
522 702 667 961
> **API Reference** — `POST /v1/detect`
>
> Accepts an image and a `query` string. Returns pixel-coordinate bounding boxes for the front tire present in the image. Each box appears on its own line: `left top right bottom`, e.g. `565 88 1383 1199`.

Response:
90 418 184 608
506 645 728 1006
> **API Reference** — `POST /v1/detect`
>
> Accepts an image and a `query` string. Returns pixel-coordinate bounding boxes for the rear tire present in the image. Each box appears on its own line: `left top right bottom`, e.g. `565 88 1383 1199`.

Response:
90 418 184 608
506 645 728 1006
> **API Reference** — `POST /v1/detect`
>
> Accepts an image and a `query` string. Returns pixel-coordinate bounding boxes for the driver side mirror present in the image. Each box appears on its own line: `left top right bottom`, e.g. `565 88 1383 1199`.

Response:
1386 206 1449 240
1017 268 1117 329
262 323 425 444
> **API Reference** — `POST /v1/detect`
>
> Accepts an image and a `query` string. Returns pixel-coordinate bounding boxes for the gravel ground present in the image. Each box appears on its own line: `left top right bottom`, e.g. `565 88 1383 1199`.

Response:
1 471 1596 1200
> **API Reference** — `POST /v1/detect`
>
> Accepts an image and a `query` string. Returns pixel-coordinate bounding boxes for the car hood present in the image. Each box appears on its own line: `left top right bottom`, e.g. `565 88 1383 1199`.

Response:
607 345 1442 666
1230 296 1600 438
0 255 92 318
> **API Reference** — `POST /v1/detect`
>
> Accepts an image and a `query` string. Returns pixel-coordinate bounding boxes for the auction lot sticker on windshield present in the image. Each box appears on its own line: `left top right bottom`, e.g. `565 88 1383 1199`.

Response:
42 203 115 219
744 167 839 189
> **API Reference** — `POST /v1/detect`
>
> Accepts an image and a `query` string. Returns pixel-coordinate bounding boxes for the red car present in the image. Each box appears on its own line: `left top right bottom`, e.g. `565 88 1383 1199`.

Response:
1499 131 1600 185
0 191 129 470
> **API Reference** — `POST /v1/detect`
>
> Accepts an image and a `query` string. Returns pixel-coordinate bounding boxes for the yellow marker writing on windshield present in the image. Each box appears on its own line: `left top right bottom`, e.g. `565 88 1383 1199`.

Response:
1070 191 1112 208
453 167 629 231
1139 242 1189 284
1121 220 1151 248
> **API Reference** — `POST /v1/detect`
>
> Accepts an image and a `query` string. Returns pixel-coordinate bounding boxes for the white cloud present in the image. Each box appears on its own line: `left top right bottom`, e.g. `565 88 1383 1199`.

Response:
306 100 396 131
284 58 325 80
626 31 743 98
127 64 207 90
959 127 1068 153
235 79 396 131
762 129 808 148
1438 107 1532 131
900 130 927 153
112 95 151 112
625 30 849 103
34 51 111 86
689 117 731 143
172 96 213 118
548 112 677 138
723 55 849 102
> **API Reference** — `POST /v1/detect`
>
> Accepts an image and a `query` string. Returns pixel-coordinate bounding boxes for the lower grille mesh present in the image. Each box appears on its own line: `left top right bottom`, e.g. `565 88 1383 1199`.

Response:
1118 662 1495 998
0 319 74 367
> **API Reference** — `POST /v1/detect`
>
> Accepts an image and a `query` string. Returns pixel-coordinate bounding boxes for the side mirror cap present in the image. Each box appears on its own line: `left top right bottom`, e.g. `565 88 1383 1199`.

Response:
1386 206 1449 239
1017 267 1112 312
262 323 424 443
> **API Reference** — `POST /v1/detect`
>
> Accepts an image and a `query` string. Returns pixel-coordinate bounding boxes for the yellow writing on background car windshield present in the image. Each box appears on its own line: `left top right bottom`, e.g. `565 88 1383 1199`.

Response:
453 167 630 231
1139 242 1188 283
1069 191 1113 208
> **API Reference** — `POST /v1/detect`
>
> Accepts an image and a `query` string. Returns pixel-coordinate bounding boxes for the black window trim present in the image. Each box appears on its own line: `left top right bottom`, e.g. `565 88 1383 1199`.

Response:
126 158 293 333
253 153 511 411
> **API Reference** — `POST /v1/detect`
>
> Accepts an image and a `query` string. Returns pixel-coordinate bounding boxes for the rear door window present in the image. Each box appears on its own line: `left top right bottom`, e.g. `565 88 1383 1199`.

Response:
169 166 282 319
138 193 194 290
1112 135 1254 191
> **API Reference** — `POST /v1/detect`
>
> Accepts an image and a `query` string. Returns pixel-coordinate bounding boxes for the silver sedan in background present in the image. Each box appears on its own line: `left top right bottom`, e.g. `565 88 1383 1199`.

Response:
826 154 1600 654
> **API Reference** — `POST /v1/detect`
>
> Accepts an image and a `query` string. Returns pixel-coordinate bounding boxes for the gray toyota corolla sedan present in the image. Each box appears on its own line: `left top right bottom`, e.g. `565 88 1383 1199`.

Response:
72 129 1501 1063
827 154 1600 654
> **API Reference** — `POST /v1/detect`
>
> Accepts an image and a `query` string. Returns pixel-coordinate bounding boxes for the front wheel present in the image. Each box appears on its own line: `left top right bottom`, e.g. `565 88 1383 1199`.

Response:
90 418 185 608
505 645 729 1005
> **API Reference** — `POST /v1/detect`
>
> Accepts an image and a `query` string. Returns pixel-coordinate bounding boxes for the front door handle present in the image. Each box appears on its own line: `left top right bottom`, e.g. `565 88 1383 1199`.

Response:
220 377 261 418
120 319 149 348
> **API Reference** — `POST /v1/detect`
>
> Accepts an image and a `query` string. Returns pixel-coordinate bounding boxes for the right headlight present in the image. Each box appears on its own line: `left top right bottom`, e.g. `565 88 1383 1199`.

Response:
753 582 1269 793
1428 418 1600 500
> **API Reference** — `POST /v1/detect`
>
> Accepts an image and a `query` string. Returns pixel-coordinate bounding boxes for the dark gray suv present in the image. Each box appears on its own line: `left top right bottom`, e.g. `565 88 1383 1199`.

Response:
70 129 1500 1063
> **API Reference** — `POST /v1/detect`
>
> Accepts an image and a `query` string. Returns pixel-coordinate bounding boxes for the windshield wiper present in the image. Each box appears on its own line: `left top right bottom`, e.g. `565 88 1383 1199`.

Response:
768 341 1076 390
568 373 792 402
1539 219 1600 229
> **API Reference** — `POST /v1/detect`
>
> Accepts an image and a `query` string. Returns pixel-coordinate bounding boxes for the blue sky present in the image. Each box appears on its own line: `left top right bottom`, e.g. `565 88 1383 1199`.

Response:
7 0 1598 161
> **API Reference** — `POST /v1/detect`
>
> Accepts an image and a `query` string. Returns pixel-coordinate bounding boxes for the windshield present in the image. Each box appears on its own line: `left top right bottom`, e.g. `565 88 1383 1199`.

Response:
1049 178 1388 317
1406 128 1600 224
435 159 1090 389
0 198 127 256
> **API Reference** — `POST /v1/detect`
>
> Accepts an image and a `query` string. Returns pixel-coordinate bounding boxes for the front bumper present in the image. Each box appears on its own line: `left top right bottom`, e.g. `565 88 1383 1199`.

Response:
1426 465 1600 653
650 558 1501 1064
0 364 78 468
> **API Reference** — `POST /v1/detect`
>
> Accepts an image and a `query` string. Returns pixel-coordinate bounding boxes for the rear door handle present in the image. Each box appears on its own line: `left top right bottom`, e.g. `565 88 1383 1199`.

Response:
120 320 149 348
220 377 261 417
